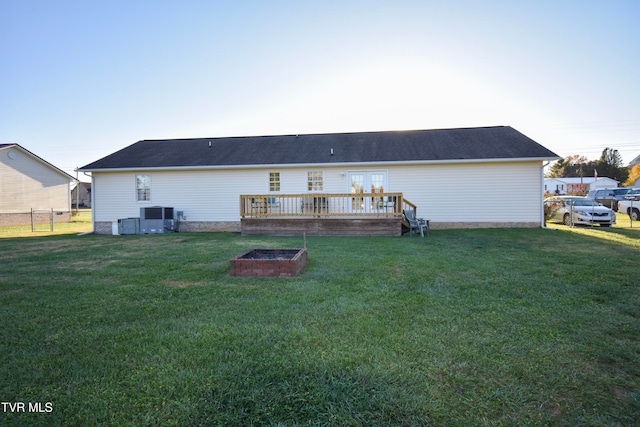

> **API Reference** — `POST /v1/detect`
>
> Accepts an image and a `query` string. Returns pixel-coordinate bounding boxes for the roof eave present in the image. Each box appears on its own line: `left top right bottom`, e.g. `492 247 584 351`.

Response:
2 144 78 181
79 156 561 173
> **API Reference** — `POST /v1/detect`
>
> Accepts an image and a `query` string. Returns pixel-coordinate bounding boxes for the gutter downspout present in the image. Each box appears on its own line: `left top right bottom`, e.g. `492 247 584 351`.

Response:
541 161 554 229
83 172 95 235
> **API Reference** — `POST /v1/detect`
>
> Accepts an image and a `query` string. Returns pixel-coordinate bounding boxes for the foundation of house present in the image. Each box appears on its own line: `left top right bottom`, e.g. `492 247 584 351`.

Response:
241 218 403 236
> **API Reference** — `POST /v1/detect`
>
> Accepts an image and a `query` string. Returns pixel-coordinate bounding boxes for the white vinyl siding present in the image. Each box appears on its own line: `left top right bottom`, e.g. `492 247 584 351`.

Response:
91 161 544 224
389 161 542 222
93 168 349 222
94 169 273 222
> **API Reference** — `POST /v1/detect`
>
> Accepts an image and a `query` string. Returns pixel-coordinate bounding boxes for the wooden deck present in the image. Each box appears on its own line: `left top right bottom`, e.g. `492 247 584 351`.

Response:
240 193 415 236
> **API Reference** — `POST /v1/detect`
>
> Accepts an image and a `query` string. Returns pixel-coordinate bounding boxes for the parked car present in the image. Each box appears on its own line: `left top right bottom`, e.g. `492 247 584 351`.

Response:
544 196 616 227
586 187 639 211
618 195 640 221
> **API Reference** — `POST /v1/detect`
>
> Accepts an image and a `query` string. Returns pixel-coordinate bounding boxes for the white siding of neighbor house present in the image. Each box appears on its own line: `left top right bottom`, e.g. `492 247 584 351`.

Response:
92 160 544 224
0 148 71 212
543 177 618 194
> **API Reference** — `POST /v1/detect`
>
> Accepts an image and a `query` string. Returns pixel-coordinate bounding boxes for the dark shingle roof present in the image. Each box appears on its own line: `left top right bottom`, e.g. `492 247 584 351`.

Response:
80 126 559 170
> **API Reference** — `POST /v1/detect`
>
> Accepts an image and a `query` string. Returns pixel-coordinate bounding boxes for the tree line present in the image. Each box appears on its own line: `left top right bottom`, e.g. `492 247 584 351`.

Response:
547 147 638 186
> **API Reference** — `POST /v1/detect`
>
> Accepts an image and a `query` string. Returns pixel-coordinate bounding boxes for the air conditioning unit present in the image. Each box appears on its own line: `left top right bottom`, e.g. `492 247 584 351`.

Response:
118 218 140 235
140 206 175 233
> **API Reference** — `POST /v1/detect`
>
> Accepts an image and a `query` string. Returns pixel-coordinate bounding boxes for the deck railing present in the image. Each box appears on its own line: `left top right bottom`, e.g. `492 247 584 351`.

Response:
240 193 417 218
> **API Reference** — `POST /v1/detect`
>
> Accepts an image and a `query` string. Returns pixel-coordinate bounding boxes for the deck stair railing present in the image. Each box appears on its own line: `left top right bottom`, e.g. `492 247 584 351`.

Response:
240 192 416 218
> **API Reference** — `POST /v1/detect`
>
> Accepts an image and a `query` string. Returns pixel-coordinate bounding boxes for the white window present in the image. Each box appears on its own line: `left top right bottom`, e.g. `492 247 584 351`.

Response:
307 171 323 191
269 172 280 192
136 175 151 201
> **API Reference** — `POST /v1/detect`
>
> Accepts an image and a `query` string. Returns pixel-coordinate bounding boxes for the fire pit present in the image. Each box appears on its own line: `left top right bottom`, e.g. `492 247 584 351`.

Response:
230 248 308 277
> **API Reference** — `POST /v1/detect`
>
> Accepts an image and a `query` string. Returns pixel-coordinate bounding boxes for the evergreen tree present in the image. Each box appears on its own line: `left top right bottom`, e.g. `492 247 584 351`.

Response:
596 148 628 182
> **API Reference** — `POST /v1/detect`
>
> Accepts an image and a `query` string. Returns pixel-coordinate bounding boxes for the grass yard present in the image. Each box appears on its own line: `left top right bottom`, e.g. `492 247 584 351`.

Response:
0 210 93 238
0 223 639 425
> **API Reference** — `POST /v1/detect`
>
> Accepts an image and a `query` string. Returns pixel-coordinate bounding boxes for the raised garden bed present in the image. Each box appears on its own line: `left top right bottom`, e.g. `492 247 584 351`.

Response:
229 248 308 277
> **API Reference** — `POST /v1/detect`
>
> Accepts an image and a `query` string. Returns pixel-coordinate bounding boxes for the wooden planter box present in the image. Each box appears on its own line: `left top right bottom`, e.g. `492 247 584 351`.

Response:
229 248 308 277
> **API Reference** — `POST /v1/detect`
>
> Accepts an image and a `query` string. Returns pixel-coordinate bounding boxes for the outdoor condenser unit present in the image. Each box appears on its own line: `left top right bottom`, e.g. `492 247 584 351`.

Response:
117 218 140 235
139 206 175 233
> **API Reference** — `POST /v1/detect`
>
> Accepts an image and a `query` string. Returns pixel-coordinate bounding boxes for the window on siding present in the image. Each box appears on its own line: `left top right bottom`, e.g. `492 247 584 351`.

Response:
269 172 280 192
136 175 151 201
307 171 323 191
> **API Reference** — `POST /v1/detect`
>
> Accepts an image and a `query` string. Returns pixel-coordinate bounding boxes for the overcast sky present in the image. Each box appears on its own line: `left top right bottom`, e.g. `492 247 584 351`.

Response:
2 0 638 180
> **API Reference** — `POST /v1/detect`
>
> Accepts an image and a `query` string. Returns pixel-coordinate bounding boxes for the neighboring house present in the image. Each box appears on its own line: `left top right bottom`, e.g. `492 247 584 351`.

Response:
544 177 620 196
79 126 560 235
71 182 92 207
0 144 77 226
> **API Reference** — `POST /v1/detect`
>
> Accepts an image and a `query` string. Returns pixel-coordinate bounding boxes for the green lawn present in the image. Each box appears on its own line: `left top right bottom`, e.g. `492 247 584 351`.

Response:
0 210 93 238
0 223 639 425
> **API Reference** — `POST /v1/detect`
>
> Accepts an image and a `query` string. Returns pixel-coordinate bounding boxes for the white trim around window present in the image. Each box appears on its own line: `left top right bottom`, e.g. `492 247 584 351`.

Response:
136 174 151 202
269 172 280 192
307 171 323 191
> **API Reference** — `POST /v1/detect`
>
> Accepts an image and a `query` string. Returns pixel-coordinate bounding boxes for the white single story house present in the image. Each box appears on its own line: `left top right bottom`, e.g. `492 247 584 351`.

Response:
0 144 77 227
80 126 560 235
544 177 619 195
